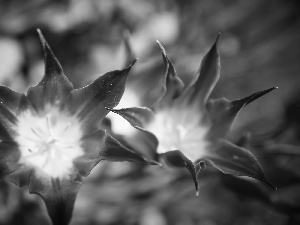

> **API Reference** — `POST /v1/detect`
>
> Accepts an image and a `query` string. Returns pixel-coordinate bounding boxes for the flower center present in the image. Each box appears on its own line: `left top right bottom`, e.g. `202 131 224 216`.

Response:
16 106 84 178
146 108 208 162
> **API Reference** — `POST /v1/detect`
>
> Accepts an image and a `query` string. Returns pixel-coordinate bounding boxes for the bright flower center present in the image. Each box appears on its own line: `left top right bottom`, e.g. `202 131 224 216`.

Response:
146 108 208 162
16 106 84 178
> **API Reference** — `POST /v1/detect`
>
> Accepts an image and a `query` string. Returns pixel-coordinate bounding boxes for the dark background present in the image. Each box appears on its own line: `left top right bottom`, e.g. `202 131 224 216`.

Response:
0 0 300 224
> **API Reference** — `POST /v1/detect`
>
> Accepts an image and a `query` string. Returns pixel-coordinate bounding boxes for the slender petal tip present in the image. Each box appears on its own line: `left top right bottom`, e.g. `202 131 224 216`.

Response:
247 86 278 105
214 33 221 46
266 86 278 92
262 179 277 190
156 40 167 57
37 29 48 46
126 58 138 69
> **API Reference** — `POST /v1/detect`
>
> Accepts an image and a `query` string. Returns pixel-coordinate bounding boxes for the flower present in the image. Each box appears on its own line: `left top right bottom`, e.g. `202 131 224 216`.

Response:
0 30 157 225
108 35 277 195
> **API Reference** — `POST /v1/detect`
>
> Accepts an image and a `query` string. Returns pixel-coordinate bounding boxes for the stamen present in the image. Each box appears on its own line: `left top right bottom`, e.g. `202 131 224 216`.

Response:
17 107 84 178
31 127 42 139
46 114 55 138
62 123 71 134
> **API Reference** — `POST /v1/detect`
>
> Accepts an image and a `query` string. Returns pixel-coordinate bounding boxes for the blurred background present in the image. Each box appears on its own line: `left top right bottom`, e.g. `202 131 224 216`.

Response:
0 0 300 224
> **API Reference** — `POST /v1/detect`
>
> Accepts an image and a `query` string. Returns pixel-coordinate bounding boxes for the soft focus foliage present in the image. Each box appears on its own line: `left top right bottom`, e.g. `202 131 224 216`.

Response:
0 0 300 225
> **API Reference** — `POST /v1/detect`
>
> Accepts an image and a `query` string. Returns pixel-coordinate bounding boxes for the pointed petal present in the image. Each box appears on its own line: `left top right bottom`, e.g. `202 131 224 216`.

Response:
207 87 278 138
100 133 159 165
106 107 159 160
107 107 155 128
128 126 159 161
74 129 106 177
161 150 199 194
66 59 137 134
73 157 101 178
204 139 275 189
29 170 82 225
27 29 73 109
6 165 32 187
188 34 220 107
0 142 20 179
155 41 184 106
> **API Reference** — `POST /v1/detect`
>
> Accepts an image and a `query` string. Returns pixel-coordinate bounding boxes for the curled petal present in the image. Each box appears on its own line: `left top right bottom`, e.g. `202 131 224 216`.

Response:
161 150 199 195
107 107 155 128
27 29 74 110
207 87 278 138
66 59 137 134
155 41 184 106
107 107 159 160
29 170 82 225
187 34 220 108
100 133 159 165
204 139 276 189
128 127 159 161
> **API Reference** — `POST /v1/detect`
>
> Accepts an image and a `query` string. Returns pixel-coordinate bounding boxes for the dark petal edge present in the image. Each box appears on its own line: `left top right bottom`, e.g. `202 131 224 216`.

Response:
204 139 276 189
66 59 137 134
155 41 184 107
100 133 160 165
207 87 278 138
187 34 220 108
